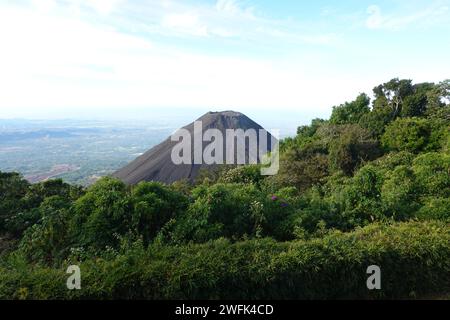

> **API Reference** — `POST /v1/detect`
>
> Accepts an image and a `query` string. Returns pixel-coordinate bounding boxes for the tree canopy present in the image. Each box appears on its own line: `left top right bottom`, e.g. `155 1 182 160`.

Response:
0 78 449 300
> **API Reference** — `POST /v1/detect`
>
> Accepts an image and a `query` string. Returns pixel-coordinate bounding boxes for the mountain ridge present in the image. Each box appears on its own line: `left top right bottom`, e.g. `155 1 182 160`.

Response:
113 110 275 184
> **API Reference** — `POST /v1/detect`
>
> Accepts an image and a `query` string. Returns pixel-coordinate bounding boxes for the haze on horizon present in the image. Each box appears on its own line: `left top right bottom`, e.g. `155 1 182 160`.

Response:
1 0 449 120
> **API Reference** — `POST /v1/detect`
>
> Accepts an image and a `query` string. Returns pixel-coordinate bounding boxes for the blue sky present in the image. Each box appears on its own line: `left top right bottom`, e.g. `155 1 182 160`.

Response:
0 0 449 121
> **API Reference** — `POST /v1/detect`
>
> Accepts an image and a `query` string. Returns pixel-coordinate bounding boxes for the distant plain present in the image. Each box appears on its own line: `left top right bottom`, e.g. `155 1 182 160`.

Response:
0 115 299 185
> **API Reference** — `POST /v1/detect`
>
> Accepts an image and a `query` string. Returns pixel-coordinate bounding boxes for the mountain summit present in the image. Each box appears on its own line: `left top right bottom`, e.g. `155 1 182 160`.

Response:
113 111 276 184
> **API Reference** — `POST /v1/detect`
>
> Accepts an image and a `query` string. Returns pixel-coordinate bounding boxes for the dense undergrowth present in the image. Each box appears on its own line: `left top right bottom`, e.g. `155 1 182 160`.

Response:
0 78 449 299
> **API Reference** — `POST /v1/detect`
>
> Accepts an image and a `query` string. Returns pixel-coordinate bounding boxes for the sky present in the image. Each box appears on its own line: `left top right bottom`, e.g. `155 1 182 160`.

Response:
0 0 449 122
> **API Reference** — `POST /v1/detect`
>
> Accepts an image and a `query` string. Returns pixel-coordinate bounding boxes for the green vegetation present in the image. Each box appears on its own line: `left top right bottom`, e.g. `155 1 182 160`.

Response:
1 221 448 300
0 78 449 299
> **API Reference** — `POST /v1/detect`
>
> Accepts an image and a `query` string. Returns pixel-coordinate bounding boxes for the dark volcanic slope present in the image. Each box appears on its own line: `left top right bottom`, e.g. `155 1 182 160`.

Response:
113 111 275 185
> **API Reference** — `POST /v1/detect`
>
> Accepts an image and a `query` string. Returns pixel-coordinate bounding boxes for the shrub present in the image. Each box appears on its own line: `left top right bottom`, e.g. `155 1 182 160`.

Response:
382 118 431 153
330 93 371 125
218 165 264 185
380 166 419 220
18 196 71 265
131 181 188 245
0 221 448 300
69 177 132 251
328 124 381 175
0 172 30 234
166 183 270 243
412 152 450 197
416 197 450 221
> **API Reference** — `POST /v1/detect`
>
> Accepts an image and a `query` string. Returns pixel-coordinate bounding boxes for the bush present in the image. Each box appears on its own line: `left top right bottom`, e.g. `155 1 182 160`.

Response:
416 197 450 221
0 221 448 300
131 181 188 245
380 166 419 220
330 93 371 125
218 165 264 185
327 124 381 175
275 151 329 191
412 152 450 197
69 177 132 251
382 118 431 153
0 172 30 234
165 183 271 243
334 165 385 226
18 196 71 265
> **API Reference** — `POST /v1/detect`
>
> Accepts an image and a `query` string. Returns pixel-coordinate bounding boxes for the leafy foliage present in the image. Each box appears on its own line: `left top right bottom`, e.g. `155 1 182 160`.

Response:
0 77 449 299
382 118 431 152
330 93 371 125
1 221 448 300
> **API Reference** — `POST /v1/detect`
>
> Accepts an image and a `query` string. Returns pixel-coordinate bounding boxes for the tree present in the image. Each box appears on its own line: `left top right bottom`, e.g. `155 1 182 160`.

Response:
218 165 264 185
330 93 370 125
275 151 329 191
381 166 419 220
0 176 83 237
297 118 327 137
281 119 327 152
338 165 384 226
19 196 71 264
373 78 414 118
401 92 427 117
131 181 188 245
167 183 271 243
0 172 30 234
70 177 132 250
359 104 393 137
24 179 83 209
412 152 450 198
381 118 431 153
438 79 450 102
328 124 381 175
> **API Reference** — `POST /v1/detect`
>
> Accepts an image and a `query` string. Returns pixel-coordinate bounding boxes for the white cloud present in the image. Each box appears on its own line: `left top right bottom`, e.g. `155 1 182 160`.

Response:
1 1 448 120
161 12 208 37
216 0 239 14
31 0 56 13
215 0 255 18
156 0 256 38
0 4 348 117
366 5 383 29
63 0 123 16
144 0 330 44
88 0 123 15
366 3 449 30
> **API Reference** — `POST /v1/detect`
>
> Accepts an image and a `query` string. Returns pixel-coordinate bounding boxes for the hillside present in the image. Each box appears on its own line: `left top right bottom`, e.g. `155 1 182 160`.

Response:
113 111 275 184
0 78 449 300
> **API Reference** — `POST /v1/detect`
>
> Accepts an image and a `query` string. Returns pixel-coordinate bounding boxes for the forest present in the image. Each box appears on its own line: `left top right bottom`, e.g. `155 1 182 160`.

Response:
0 78 449 299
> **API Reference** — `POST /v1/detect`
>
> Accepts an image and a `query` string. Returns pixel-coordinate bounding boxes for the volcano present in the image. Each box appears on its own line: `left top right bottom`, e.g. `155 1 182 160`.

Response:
113 111 276 185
